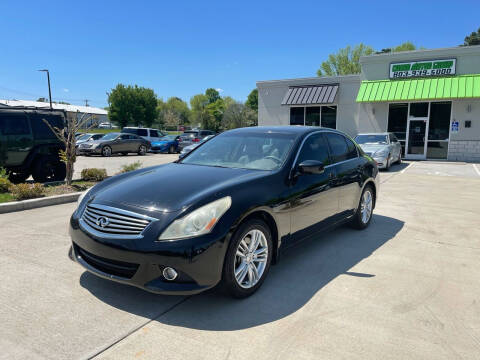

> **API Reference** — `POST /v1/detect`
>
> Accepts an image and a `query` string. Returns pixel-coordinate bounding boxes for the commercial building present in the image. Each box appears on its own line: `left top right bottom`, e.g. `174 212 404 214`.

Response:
0 99 108 127
258 45 480 162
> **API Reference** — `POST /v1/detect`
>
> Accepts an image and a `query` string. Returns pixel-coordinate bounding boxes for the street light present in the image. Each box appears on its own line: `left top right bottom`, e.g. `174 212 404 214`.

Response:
38 69 52 109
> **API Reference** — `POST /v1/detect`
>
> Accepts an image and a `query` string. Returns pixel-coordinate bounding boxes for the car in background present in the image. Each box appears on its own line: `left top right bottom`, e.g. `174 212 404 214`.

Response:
150 135 181 153
75 133 105 155
179 134 215 157
177 129 215 152
69 126 379 298
98 122 113 129
77 132 150 157
354 132 402 170
122 127 166 143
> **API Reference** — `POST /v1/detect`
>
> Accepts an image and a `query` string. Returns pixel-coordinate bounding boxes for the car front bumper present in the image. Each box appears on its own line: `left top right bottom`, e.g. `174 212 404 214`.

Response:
373 156 388 169
78 147 102 155
68 216 230 295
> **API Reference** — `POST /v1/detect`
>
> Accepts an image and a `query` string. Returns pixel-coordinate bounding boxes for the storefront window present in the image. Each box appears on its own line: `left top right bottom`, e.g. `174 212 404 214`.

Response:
305 107 320 126
290 107 304 125
321 106 337 129
429 102 451 141
409 102 429 118
427 141 449 159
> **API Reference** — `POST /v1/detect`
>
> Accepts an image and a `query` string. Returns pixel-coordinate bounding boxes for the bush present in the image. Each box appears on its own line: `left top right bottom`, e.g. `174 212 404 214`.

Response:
0 177 12 193
10 183 45 200
119 161 142 174
81 168 107 181
0 167 8 179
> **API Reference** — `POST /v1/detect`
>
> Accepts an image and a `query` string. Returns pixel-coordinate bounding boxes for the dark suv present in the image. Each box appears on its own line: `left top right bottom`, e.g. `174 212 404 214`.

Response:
0 107 67 183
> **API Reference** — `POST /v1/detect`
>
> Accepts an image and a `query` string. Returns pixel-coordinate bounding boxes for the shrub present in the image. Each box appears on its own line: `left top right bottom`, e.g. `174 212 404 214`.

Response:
119 161 142 174
10 183 45 200
81 168 107 181
0 177 12 193
0 167 8 179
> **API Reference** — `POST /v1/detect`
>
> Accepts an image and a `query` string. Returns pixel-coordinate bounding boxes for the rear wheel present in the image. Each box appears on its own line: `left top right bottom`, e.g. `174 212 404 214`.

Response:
395 154 402 164
138 145 147 156
168 145 175 154
102 146 112 157
223 219 273 298
385 155 391 171
31 156 66 183
8 171 29 184
350 185 374 230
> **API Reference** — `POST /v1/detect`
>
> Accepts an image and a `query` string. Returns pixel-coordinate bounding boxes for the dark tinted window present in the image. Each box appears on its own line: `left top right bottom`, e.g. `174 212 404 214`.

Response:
429 102 451 140
325 133 349 163
137 129 148 136
409 102 428 117
92 134 104 140
297 133 329 165
119 134 130 140
345 137 358 160
321 106 337 129
122 128 137 135
0 113 30 135
150 130 159 137
290 107 304 125
388 103 408 140
30 113 64 139
305 107 320 126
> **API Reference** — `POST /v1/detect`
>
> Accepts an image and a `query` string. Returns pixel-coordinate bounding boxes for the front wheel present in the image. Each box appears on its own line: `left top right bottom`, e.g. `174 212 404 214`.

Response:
350 185 375 230
223 219 273 298
102 146 112 157
138 145 147 156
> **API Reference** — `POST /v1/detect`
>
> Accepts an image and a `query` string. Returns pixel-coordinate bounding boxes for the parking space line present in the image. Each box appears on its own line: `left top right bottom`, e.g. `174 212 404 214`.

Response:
401 161 415 174
473 164 480 177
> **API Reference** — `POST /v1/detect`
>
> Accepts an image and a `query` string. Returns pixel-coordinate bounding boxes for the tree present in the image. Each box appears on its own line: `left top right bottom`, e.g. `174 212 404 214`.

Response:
223 102 257 129
317 43 374 76
190 94 214 129
464 27 480 46
205 88 221 104
377 42 417 54
245 89 258 112
43 112 95 186
107 84 158 128
37 97 48 102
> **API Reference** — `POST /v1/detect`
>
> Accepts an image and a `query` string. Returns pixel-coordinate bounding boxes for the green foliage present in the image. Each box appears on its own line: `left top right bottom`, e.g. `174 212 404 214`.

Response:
190 94 215 130
0 177 12 193
10 183 44 200
245 89 258 112
119 161 142 174
0 167 9 180
157 97 191 129
81 168 108 181
464 27 480 46
223 102 257 130
108 84 158 128
377 42 417 54
205 88 221 104
317 43 374 76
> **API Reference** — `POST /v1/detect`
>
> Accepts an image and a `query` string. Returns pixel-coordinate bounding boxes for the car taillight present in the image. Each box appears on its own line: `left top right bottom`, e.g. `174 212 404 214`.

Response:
193 138 200 142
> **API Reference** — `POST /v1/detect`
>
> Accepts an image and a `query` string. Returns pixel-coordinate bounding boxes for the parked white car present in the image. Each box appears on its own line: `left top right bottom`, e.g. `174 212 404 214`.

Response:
98 122 113 129
354 132 402 170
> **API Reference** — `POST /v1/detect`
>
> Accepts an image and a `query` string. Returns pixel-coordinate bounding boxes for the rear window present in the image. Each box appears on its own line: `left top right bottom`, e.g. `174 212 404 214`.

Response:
30 113 64 139
0 113 30 135
182 131 198 138
150 130 159 137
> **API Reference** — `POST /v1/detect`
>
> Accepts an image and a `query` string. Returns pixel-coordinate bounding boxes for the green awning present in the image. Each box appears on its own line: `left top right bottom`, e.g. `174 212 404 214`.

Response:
356 74 480 102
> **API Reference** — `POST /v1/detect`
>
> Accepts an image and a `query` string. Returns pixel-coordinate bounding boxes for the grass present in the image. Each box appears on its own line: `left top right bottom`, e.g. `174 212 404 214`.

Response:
0 193 14 203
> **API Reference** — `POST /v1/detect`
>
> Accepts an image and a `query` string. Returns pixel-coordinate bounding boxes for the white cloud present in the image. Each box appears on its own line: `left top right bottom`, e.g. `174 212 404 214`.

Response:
63 88 69 93
215 88 224 93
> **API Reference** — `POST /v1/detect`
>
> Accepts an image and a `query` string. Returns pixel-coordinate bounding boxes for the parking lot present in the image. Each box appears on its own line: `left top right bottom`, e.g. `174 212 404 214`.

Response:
1 161 480 359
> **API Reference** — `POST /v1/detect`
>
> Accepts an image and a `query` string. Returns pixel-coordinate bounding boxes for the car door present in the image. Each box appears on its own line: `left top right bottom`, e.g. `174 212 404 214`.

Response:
325 133 362 218
288 132 339 243
115 134 130 153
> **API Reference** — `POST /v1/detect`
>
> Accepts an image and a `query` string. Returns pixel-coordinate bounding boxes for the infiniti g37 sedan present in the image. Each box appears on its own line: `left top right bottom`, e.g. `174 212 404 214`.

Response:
69 126 379 298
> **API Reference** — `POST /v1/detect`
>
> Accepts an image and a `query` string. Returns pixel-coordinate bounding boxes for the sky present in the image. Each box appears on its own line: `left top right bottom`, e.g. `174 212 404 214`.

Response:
0 0 478 108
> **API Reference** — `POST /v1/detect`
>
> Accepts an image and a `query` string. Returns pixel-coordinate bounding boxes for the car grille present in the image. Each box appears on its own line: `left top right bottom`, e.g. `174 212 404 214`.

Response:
77 246 139 279
81 203 155 237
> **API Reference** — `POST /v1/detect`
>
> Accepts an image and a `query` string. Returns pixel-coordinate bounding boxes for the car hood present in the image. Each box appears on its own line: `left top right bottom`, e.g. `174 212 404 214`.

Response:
152 140 170 146
359 144 389 154
91 163 269 213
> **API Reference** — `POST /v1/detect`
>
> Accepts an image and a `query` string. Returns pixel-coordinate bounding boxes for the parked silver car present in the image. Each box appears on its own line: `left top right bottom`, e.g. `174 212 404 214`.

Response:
179 134 215 157
354 133 402 170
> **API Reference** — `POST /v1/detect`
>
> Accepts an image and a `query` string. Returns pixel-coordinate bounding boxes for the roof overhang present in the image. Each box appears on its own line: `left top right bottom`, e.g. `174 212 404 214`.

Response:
356 74 480 102
282 84 338 105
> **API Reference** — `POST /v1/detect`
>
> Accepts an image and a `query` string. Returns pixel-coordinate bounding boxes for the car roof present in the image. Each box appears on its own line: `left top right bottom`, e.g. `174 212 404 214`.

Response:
356 132 391 136
225 126 345 136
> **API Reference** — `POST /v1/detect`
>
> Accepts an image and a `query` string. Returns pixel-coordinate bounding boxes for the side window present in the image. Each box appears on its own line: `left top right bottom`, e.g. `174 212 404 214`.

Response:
150 130 159 137
345 137 358 160
137 129 148 137
120 134 130 140
0 113 30 135
297 133 329 165
30 113 64 139
390 133 398 143
325 133 349 163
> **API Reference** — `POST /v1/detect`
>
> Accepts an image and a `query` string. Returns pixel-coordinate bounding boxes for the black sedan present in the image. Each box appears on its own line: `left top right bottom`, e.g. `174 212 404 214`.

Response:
77 132 150 157
69 126 379 298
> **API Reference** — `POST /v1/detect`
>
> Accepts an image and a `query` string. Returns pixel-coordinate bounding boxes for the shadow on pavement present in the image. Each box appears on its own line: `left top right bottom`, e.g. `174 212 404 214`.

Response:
380 161 409 173
80 214 403 330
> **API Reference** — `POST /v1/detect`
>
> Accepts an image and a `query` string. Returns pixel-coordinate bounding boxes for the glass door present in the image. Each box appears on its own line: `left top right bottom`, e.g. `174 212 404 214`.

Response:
405 103 429 159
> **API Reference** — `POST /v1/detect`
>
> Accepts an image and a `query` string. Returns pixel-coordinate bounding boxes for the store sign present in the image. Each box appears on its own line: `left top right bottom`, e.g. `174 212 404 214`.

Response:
390 59 456 79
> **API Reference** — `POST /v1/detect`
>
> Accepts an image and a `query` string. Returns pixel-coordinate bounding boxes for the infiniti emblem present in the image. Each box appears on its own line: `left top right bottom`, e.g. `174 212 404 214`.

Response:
96 216 110 228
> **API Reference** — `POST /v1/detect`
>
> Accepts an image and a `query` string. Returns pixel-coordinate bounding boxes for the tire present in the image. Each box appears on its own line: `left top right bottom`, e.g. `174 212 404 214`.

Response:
102 146 112 157
350 185 375 230
8 171 29 184
138 145 147 156
168 145 175 154
395 155 402 165
121 152 128 156
223 219 273 298
31 156 66 183
385 155 391 171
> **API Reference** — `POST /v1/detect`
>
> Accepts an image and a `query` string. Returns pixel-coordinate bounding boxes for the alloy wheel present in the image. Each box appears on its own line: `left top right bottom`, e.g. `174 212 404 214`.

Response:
360 190 373 224
139 145 146 155
102 146 112 157
234 229 268 289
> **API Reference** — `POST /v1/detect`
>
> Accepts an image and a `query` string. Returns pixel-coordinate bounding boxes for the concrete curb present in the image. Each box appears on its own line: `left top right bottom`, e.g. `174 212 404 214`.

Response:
0 192 82 214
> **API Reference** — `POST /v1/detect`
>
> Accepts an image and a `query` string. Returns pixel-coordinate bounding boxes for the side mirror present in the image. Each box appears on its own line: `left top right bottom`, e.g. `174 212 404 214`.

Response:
297 160 325 175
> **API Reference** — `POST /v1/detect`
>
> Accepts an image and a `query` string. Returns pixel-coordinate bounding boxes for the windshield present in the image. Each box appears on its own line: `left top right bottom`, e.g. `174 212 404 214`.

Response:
160 135 176 141
180 132 296 171
77 134 91 141
201 135 214 142
101 133 119 140
355 135 388 145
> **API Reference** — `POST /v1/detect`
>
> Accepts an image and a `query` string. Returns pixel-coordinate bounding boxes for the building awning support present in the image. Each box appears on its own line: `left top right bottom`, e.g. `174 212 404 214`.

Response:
282 84 338 105
356 74 480 102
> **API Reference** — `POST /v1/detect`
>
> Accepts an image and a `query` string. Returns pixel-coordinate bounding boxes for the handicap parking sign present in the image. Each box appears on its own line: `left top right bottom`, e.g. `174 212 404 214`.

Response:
451 120 459 133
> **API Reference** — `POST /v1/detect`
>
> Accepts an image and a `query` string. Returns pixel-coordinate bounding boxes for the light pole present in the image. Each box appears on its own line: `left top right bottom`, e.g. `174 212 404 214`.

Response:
38 69 52 109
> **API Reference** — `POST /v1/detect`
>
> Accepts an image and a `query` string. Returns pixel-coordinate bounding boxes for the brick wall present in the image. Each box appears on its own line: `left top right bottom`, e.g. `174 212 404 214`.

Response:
448 140 480 162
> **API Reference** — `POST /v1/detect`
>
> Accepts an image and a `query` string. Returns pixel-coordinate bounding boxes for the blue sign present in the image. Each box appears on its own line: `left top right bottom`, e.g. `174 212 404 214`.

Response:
451 121 459 133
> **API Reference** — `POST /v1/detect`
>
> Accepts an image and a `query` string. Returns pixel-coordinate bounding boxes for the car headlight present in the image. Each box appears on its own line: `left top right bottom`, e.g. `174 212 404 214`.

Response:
158 196 231 240
77 187 92 206
374 150 389 158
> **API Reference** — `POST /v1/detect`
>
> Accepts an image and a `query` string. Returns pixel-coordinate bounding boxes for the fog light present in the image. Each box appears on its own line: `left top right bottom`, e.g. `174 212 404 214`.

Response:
163 267 178 281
